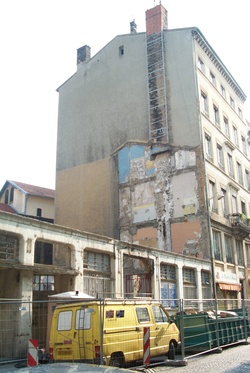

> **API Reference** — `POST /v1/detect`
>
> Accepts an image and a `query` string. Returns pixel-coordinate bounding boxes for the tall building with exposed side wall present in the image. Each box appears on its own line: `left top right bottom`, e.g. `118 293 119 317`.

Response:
55 4 250 301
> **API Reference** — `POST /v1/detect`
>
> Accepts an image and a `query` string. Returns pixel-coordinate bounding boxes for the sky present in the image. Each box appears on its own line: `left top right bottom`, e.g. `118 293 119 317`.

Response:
0 0 249 190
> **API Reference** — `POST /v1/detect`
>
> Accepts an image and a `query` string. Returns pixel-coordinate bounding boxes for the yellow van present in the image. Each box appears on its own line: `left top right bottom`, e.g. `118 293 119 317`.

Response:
49 299 180 367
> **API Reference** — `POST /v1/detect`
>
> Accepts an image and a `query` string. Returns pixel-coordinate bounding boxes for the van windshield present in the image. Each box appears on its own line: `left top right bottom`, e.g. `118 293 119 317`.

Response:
152 306 169 323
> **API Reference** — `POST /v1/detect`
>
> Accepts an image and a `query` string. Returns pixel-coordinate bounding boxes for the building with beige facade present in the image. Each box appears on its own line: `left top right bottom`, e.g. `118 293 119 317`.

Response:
0 180 54 222
55 4 250 301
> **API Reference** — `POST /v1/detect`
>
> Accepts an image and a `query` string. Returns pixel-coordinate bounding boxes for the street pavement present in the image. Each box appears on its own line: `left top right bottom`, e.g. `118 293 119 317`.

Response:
154 342 250 373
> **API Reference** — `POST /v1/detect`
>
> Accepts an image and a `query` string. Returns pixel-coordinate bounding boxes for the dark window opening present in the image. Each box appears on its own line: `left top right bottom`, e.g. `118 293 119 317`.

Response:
119 46 124 56
4 190 9 204
10 187 14 203
37 208 42 217
35 241 53 265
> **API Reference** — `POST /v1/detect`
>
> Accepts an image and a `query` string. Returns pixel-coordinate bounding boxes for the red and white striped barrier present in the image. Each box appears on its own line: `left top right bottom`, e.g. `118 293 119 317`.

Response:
27 339 38 367
143 327 150 365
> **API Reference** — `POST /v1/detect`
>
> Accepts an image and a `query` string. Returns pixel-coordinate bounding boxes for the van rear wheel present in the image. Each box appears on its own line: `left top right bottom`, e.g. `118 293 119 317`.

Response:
110 352 124 367
168 341 176 360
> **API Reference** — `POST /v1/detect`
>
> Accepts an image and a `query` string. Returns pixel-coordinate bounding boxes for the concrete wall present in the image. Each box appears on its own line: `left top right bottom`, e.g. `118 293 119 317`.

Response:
165 29 200 146
55 158 118 237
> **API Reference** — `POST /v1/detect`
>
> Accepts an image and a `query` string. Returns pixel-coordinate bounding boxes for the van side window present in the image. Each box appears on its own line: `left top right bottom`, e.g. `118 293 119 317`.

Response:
76 309 92 329
152 306 169 323
136 307 150 323
58 311 72 331
116 310 125 318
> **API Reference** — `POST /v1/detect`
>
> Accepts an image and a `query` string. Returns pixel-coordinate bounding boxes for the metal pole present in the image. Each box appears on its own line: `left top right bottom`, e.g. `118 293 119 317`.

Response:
180 299 185 360
242 298 248 342
215 298 220 349
99 299 104 366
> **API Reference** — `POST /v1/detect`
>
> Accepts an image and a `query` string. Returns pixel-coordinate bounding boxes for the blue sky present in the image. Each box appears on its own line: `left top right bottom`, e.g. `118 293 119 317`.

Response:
0 0 249 189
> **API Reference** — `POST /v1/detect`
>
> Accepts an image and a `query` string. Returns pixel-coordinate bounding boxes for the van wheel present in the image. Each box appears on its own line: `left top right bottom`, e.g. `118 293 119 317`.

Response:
168 342 176 360
110 352 124 367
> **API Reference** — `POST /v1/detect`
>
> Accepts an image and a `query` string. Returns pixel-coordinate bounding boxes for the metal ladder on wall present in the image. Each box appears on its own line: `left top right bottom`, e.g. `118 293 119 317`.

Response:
78 307 86 360
146 31 168 142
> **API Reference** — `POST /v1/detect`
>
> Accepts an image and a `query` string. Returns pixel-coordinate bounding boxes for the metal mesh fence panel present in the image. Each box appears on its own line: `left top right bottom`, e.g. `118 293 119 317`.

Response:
0 298 249 367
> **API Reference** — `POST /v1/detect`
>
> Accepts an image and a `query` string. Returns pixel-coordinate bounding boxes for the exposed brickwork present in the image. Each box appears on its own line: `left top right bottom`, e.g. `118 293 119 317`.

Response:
146 5 168 36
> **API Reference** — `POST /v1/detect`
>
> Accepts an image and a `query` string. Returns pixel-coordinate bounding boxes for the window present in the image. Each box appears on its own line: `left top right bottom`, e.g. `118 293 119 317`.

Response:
217 143 224 170
221 188 227 217
237 162 243 185
136 307 150 322
76 309 92 330
210 71 216 86
10 187 14 203
84 251 110 273
201 271 212 299
225 235 234 264
236 240 244 266
213 230 222 261
241 200 246 215
246 244 250 267
119 45 124 56
183 268 196 299
4 190 9 204
0 233 19 260
230 97 235 109
37 208 42 217
152 306 169 323
233 126 239 146
197 57 205 72
223 116 230 138
209 180 217 212
220 85 226 98
205 133 213 160
245 170 250 191
58 311 72 331
227 153 234 178
33 275 55 291
238 108 243 119
35 241 53 265
160 264 176 281
213 104 220 125
231 194 238 214
241 136 247 155
201 91 208 114
160 264 177 308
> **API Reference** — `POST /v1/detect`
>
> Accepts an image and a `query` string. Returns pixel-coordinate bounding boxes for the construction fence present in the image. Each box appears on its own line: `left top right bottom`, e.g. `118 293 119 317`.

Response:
0 298 249 368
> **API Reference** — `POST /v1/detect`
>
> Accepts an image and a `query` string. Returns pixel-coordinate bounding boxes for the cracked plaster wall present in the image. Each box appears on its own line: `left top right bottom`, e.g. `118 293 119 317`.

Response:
118 144 202 253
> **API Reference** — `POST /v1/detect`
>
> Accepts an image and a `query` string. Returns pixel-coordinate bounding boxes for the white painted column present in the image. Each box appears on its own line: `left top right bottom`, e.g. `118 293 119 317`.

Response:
177 264 183 300
154 255 160 300
73 245 84 291
196 268 203 311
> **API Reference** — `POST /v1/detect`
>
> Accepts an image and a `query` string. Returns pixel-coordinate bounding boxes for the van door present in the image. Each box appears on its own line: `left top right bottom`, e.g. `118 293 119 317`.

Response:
75 306 95 361
53 309 75 361
151 305 174 356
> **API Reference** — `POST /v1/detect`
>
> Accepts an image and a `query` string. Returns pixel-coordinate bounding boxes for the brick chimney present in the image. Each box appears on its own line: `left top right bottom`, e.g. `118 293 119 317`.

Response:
77 45 91 65
146 4 168 36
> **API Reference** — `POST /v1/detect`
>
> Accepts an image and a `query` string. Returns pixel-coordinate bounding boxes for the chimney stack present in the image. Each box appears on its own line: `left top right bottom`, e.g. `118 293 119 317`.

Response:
130 19 137 34
77 45 91 65
146 4 168 36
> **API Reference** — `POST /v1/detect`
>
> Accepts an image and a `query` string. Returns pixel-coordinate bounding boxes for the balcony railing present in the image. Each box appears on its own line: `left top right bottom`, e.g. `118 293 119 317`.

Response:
229 213 250 239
